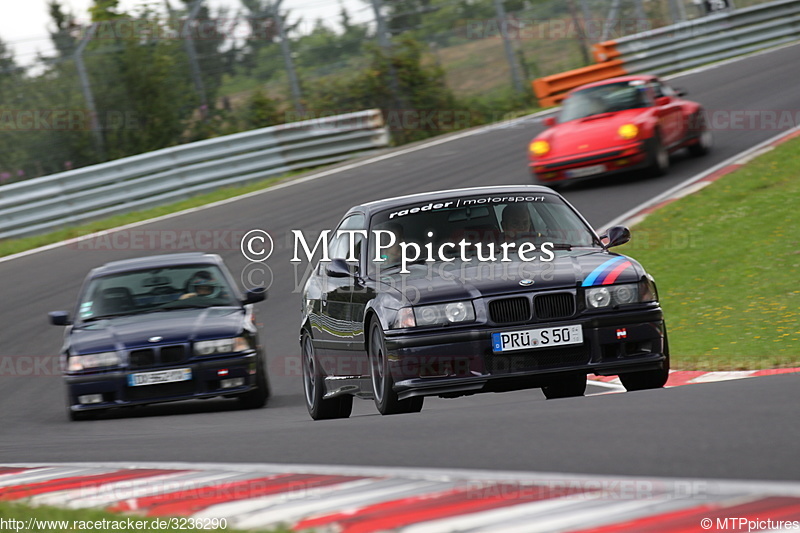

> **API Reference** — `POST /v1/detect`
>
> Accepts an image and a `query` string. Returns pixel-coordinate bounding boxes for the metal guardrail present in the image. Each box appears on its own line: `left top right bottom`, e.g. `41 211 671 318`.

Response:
534 0 800 106
0 109 389 240
594 0 800 76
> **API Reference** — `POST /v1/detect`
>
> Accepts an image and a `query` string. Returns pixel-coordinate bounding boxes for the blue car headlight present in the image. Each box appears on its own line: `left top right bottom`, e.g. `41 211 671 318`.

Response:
67 351 121 372
194 337 249 355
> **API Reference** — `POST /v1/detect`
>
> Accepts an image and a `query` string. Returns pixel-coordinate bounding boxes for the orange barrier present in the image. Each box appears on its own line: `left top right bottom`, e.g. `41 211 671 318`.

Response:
532 42 625 107
592 40 622 62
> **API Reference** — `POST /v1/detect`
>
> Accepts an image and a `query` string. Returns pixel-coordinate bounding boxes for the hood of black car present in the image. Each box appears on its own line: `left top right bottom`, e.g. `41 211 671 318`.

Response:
378 250 643 305
69 308 244 354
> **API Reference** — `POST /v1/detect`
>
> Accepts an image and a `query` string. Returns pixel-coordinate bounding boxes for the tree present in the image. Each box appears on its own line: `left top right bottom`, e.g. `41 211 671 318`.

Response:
46 0 79 59
88 0 124 21
307 37 458 144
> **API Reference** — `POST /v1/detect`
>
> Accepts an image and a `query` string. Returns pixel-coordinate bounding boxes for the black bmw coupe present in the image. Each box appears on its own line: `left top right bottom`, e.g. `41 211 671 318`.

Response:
300 186 669 419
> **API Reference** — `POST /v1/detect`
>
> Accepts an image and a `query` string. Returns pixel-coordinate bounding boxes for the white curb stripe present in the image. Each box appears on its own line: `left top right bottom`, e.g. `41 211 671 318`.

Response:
233 479 450 529
194 478 380 521
689 370 759 383
0 467 114 488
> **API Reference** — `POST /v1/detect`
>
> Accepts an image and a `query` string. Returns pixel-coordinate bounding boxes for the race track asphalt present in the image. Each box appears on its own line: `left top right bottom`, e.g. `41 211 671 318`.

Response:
1 43 798 480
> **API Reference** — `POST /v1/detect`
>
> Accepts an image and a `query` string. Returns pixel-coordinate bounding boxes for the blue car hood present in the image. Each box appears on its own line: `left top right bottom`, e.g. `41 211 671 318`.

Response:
69 308 244 355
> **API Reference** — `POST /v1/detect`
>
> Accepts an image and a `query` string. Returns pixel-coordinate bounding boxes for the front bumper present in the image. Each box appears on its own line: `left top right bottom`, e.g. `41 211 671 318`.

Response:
530 142 649 184
64 351 260 413
384 308 667 399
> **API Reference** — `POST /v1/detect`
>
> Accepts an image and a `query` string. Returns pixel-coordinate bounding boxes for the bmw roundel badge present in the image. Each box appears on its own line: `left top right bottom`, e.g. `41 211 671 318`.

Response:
519 279 534 286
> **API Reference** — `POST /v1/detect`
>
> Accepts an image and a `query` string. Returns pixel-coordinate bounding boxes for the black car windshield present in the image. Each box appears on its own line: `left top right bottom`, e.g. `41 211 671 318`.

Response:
77 265 238 321
560 81 651 122
367 193 599 276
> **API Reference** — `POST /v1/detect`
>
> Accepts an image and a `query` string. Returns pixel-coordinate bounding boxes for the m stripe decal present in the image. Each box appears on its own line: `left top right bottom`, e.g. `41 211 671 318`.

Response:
581 257 624 287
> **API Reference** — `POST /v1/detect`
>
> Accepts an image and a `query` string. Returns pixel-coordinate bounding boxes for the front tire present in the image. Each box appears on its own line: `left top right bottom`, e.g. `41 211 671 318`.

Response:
301 331 352 420
647 132 670 177
620 333 670 391
542 374 587 399
368 321 423 415
687 114 712 157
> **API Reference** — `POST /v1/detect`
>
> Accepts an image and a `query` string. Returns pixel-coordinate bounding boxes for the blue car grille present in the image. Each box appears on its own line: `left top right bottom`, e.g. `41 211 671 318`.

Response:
129 345 186 369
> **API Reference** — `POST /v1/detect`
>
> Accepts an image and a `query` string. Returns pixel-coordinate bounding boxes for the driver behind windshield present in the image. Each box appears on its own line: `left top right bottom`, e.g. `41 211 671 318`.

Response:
180 270 222 300
501 204 540 243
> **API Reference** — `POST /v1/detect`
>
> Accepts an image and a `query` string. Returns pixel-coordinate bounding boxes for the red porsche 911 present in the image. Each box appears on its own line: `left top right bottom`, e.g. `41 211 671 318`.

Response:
528 75 712 188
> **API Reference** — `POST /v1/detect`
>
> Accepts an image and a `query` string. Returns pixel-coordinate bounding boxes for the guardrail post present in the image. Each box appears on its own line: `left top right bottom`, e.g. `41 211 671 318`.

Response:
272 0 304 114
493 0 525 93
75 23 106 161
183 0 209 118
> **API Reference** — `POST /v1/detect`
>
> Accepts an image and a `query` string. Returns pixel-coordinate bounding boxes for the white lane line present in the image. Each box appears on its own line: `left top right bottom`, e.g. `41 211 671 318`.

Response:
598 124 800 230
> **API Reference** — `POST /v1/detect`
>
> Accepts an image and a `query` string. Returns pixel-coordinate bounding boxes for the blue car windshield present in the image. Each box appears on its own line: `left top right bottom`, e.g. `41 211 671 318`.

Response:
77 265 238 321
560 81 652 122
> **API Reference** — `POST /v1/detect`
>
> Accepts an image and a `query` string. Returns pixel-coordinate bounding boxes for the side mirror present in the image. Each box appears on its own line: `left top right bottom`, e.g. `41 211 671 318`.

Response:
543 116 556 127
604 226 631 248
49 311 71 326
242 287 267 305
655 96 672 106
325 258 356 278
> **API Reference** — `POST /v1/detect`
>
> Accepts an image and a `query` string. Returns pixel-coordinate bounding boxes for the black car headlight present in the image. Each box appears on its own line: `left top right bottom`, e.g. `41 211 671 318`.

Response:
585 280 656 309
393 301 476 328
67 351 121 372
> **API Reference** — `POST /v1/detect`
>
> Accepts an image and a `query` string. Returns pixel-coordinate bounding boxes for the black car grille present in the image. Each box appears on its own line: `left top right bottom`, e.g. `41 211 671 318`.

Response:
128 345 186 369
486 345 590 374
489 297 530 324
534 293 575 320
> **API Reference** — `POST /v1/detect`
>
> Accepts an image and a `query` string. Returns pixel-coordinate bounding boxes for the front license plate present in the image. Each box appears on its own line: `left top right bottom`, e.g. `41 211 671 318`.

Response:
566 164 605 178
492 325 583 353
128 368 192 387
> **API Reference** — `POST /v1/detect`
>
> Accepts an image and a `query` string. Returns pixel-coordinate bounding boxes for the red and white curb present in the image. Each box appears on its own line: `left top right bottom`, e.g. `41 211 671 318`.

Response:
590 368 800 389
2 463 800 532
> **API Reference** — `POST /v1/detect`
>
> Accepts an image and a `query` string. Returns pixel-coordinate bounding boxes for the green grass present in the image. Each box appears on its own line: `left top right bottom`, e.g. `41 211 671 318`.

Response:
0 174 293 259
617 136 800 370
0 501 291 532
